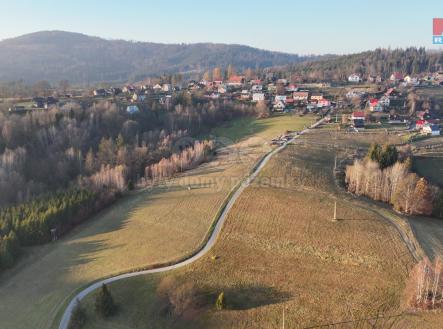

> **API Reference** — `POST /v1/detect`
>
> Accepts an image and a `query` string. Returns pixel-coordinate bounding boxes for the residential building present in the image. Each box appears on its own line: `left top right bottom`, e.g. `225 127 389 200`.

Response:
348 74 361 83
252 93 265 102
293 91 309 101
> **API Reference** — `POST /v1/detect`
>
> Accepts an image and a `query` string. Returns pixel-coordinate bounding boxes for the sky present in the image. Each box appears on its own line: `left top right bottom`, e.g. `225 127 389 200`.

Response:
0 0 442 55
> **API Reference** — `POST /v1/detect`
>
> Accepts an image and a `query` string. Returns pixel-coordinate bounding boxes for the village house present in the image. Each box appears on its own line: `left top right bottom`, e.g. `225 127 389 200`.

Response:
379 95 390 107
310 94 323 102
240 90 250 100
273 100 286 112
293 91 309 101
132 93 146 102
422 124 441 136
348 74 361 83
317 99 331 108
275 95 287 103
415 120 428 130
251 84 263 92
162 84 172 92
122 85 136 93
93 89 107 97
153 84 162 92
286 84 298 92
227 75 245 87
368 98 383 112
252 92 265 102
390 72 404 82
351 111 366 128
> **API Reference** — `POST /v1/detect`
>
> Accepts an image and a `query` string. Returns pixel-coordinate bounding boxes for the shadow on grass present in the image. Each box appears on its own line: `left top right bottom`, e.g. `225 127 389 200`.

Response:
219 284 292 310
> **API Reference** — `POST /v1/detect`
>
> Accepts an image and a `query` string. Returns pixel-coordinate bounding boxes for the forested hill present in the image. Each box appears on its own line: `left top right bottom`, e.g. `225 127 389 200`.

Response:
0 31 313 84
286 48 443 81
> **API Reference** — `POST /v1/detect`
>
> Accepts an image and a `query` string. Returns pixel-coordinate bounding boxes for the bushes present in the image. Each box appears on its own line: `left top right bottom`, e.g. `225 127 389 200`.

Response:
94 284 117 318
215 292 225 311
156 276 201 318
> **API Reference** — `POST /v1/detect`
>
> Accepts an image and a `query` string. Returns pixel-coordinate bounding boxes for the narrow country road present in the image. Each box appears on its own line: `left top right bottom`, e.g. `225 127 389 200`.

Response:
58 117 326 329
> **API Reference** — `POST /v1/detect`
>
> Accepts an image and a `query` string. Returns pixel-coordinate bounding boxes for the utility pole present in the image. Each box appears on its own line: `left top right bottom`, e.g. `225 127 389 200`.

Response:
282 307 285 329
334 155 337 172
333 201 337 221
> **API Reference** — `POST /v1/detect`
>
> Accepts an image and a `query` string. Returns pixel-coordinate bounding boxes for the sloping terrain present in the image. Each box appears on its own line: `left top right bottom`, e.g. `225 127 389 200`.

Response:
0 31 311 83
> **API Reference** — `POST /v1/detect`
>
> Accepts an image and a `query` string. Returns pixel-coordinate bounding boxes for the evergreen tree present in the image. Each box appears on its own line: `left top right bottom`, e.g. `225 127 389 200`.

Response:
68 300 87 329
94 284 117 317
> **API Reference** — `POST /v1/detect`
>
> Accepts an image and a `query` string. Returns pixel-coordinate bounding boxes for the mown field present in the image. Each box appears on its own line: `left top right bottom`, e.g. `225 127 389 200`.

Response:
0 113 314 329
80 128 428 329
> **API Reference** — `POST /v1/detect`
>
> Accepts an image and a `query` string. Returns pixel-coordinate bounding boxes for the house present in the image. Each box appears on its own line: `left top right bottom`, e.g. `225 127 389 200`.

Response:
351 111 366 121
310 94 323 101
227 75 245 86
240 90 250 100
251 84 263 92
379 96 390 107
317 99 331 107
422 124 441 136
273 100 286 111
348 74 361 83
162 84 172 92
275 95 287 103
415 120 428 130
122 86 135 93
33 97 45 108
252 93 265 102
93 89 107 97
212 79 224 86
368 98 383 112
126 105 140 114
390 72 404 82
286 84 298 92
293 91 309 101
277 78 288 85
8 105 28 114
153 84 162 92
132 93 146 102
404 75 419 85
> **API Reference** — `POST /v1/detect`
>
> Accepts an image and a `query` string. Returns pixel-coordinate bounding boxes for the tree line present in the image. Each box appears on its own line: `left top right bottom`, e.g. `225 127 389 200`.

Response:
0 189 105 271
345 143 443 217
285 48 443 82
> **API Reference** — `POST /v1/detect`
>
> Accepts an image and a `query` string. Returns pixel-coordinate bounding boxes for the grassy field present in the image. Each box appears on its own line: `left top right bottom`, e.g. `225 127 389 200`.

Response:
80 128 424 329
0 113 314 329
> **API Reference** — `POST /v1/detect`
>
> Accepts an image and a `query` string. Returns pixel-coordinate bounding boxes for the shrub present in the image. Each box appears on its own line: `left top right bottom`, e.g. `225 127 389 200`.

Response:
94 284 117 317
215 292 225 311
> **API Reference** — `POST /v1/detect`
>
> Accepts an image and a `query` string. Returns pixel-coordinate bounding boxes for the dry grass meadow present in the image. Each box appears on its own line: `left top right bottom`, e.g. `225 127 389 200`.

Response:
78 127 443 329
0 113 314 329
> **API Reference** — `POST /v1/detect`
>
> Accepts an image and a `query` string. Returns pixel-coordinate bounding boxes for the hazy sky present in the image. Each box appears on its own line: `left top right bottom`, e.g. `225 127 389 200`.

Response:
0 0 442 54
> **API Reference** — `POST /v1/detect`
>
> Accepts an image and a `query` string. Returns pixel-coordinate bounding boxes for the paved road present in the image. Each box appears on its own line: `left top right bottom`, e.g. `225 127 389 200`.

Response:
58 117 326 329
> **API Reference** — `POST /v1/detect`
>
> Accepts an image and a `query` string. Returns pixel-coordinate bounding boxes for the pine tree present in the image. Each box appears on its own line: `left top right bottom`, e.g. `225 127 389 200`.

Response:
68 300 87 329
94 284 117 317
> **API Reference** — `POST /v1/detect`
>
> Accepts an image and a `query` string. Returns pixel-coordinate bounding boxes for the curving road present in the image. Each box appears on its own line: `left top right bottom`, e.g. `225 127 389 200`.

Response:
58 117 326 329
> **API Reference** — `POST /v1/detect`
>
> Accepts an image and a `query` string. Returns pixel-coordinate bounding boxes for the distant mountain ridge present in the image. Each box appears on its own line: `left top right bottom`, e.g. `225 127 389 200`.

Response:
0 31 316 84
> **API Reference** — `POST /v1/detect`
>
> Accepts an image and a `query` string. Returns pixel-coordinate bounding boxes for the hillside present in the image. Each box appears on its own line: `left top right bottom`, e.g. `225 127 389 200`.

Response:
286 48 443 81
0 31 311 83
